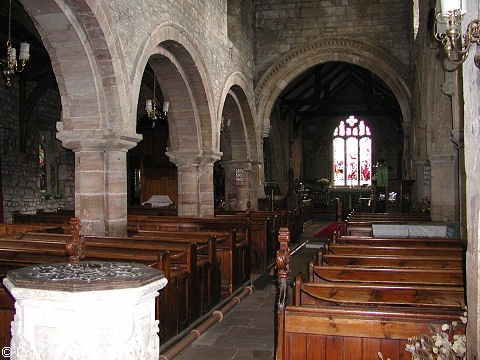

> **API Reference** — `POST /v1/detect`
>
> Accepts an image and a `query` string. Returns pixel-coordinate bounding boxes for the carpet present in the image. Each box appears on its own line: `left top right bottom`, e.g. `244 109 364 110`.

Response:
313 221 345 238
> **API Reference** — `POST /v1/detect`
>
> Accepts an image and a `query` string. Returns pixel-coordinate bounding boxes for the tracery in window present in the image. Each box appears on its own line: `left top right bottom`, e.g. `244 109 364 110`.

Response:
333 116 372 187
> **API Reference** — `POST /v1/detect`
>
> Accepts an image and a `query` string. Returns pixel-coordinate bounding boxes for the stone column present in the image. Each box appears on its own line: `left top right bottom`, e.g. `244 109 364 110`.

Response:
223 160 259 210
56 128 141 236
428 153 457 221
3 261 167 360
413 160 430 208
167 149 222 217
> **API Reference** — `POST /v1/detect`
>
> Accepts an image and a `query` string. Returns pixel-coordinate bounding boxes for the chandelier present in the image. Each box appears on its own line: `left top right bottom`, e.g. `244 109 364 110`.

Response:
1 0 30 87
434 0 480 68
220 117 231 133
145 78 169 128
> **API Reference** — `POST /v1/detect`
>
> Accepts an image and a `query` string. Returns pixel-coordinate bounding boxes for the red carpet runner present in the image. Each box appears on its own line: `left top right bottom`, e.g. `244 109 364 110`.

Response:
313 221 345 238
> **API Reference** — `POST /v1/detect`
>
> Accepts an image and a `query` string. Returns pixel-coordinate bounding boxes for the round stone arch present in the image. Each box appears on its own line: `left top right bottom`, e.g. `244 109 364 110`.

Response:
19 0 132 136
217 73 258 160
255 37 412 138
131 23 215 152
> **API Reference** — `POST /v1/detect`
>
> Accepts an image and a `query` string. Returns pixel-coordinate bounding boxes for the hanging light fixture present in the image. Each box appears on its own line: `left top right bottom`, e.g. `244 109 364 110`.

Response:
1 0 30 87
145 77 169 128
434 0 480 67
220 117 231 133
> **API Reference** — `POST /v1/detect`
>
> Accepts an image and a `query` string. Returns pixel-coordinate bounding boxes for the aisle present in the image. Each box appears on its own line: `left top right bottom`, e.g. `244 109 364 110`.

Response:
171 222 330 360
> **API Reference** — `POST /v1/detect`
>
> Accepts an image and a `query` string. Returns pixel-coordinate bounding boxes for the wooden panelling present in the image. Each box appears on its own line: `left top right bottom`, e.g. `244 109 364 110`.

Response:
325 336 343 360
344 337 362 360
140 167 178 205
362 338 381 359
307 335 325 360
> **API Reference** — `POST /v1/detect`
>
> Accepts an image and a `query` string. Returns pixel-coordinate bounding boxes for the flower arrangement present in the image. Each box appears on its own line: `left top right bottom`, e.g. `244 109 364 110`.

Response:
316 178 330 192
416 197 431 214
378 308 467 360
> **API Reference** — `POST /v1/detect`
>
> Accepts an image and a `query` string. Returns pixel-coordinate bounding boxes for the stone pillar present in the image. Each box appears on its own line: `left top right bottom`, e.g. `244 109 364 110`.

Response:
3 261 167 360
429 153 457 221
167 149 222 217
223 160 259 210
56 128 141 236
413 160 430 208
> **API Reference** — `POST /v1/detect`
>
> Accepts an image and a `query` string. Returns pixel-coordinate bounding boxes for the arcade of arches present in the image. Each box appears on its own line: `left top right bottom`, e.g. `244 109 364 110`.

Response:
0 0 479 357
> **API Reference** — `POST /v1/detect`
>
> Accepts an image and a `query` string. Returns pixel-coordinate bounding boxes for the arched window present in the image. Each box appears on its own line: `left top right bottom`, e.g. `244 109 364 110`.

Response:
333 116 372 187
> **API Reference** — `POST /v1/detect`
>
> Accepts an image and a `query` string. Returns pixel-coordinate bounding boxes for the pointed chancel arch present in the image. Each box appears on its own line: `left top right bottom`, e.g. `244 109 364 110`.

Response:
19 0 141 236
132 24 218 216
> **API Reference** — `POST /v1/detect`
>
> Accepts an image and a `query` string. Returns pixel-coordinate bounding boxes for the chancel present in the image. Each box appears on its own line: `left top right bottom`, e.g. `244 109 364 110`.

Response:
0 0 478 359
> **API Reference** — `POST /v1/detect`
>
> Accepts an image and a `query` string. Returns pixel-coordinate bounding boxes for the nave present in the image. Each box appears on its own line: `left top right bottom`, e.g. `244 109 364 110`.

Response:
172 223 326 360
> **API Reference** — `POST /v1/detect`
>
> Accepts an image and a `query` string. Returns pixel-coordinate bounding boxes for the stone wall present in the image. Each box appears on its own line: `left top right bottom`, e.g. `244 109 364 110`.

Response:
107 0 255 116
463 1 480 357
409 0 459 221
254 0 412 79
0 83 74 223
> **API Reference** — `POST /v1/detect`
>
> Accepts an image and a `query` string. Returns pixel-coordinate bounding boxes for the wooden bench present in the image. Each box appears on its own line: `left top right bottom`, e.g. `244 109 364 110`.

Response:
295 275 465 309
308 264 464 286
325 243 464 257
5 232 218 319
333 234 463 248
0 232 210 343
0 247 183 345
275 228 466 360
277 305 464 360
128 229 246 295
319 252 463 269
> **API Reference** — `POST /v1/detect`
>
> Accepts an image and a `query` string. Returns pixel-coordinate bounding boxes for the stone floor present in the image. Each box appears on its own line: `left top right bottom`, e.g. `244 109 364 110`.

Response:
171 220 331 360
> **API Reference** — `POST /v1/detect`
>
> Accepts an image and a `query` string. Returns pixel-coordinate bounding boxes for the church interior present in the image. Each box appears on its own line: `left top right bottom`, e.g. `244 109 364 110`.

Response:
0 0 479 359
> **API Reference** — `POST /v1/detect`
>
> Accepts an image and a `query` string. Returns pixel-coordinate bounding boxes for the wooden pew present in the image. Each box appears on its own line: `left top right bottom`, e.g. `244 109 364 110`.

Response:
4 232 216 319
0 247 184 345
278 305 464 360
128 214 268 273
319 252 463 269
275 228 466 360
129 229 246 296
308 264 464 286
0 223 67 235
333 234 463 248
295 276 465 309
325 243 464 257
0 233 210 342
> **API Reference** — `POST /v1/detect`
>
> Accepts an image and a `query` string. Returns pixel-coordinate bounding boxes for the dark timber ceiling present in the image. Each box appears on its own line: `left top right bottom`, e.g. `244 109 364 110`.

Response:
278 62 402 127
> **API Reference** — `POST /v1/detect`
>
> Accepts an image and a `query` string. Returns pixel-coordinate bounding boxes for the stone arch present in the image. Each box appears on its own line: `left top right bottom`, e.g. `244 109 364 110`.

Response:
218 73 257 160
19 0 132 135
131 23 215 152
217 75 260 210
255 37 412 138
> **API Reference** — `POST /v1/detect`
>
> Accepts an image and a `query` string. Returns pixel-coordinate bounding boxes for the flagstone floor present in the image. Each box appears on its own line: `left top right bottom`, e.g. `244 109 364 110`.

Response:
170 220 331 360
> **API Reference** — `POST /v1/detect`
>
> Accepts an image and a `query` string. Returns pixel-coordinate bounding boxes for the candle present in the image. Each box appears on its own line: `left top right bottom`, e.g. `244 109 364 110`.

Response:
19 42 30 60
145 100 153 112
9 47 16 62
163 101 169 112
440 0 462 15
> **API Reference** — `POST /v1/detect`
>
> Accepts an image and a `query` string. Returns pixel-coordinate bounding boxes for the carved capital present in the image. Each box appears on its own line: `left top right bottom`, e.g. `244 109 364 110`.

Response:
166 149 222 167
56 127 141 152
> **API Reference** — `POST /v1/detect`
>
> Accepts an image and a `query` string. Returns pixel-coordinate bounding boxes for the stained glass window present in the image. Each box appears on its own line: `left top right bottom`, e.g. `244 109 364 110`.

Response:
332 116 372 187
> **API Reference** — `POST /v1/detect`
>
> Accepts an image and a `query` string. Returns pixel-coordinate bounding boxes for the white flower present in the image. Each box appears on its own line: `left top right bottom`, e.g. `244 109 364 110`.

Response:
441 324 449 331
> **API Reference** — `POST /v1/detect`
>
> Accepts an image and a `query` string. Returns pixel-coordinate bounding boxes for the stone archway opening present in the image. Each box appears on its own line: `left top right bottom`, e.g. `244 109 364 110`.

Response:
130 38 218 217
217 85 259 211
256 38 412 210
